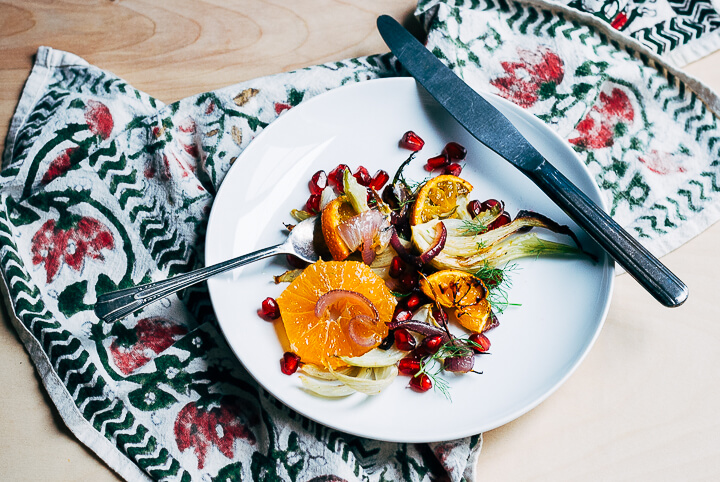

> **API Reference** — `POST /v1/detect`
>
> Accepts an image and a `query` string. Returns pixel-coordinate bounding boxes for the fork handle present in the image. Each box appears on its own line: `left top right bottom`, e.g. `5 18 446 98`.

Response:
95 243 285 323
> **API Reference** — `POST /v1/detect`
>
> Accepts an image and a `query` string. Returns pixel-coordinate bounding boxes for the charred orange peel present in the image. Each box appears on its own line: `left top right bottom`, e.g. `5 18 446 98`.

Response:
419 269 492 333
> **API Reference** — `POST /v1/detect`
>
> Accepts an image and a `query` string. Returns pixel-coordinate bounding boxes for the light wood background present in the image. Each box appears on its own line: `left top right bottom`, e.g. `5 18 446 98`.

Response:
1 1 719 480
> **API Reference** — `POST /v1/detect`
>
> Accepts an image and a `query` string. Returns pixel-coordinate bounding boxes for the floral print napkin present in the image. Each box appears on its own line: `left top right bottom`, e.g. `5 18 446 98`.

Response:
552 0 720 65
2 1 719 481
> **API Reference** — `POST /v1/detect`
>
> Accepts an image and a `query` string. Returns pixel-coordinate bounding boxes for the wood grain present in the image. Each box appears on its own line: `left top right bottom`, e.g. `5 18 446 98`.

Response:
1 1 720 481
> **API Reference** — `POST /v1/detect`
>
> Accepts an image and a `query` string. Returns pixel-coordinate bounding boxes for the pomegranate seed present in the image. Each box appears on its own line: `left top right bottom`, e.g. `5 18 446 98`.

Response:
305 193 321 214
353 166 371 186
389 256 405 279
488 212 512 230
261 297 280 319
467 200 482 218
398 356 422 376
286 254 308 269
444 163 462 176
309 170 327 195
394 328 417 351
443 142 467 161
409 373 432 392
393 309 413 324
369 169 390 191
426 154 449 169
280 352 300 375
405 293 422 311
400 131 425 151
481 199 502 212
328 164 349 190
400 271 418 290
416 335 443 357
469 333 491 353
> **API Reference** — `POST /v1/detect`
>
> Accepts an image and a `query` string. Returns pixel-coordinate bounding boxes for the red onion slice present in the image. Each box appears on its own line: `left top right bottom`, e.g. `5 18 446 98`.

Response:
316 290 382 347
418 222 447 264
389 222 447 268
360 233 376 265
348 314 381 347
315 289 379 320
389 229 418 267
337 210 385 251
337 209 391 265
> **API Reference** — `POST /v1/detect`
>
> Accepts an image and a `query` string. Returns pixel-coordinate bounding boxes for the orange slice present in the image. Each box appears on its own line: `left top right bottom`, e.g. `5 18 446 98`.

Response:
411 175 473 225
321 196 356 261
276 260 396 368
419 269 491 333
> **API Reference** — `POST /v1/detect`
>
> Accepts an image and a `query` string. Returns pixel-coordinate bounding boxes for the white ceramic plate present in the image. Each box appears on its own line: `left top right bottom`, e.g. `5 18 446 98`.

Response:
205 78 614 443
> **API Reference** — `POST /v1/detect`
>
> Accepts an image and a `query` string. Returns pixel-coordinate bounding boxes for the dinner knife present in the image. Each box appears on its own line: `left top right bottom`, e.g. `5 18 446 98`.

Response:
377 15 688 307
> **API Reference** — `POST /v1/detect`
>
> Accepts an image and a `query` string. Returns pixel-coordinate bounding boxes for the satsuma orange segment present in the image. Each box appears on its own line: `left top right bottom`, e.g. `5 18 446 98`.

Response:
419 269 491 333
411 175 473 225
321 196 356 261
276 260 396 368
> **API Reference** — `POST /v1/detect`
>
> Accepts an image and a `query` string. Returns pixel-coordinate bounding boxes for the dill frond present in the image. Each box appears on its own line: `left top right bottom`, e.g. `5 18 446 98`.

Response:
460 220 488 236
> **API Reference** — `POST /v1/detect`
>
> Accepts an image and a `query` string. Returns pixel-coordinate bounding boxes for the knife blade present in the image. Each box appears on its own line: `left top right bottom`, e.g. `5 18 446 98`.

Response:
377 15 688 307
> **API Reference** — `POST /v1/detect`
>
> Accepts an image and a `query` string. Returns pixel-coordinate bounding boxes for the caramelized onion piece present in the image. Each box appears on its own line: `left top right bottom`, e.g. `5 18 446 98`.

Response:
444 354 474 373
386 319 449 342
483 311 500 332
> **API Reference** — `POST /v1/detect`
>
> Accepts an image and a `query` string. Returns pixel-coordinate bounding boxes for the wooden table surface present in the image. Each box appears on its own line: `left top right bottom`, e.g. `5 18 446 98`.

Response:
1 1 719 480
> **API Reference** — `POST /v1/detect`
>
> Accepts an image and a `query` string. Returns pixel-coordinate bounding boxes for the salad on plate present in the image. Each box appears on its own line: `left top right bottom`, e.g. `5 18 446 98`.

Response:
258 130 590 399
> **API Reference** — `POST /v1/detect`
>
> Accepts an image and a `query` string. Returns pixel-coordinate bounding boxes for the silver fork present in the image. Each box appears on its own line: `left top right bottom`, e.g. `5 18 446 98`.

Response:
94 216 321 323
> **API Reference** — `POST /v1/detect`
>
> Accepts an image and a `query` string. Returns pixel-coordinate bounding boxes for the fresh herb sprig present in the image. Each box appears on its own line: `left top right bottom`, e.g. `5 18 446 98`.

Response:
475 262 521 314
460 219 488 236
414 356 451 400
392 152 418 190
414 339 482 400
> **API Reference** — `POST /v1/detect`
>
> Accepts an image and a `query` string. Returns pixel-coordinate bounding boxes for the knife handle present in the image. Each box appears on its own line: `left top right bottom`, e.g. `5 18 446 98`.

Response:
529 161 688 307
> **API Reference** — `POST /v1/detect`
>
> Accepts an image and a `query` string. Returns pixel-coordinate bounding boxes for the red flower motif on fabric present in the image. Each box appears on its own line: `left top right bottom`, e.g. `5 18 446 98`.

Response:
490 46 564 108
42 146 78 184
31 217 114 283
174 397 256 469
639 150 687 175
568 88 634 149
147 117 199 181
274 102 292 115
109 317 188 375
177 117 196 134
84 100 114 140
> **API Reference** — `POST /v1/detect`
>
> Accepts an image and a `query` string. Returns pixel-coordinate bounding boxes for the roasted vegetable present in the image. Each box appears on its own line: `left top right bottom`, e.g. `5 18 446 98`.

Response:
412 210 589 273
